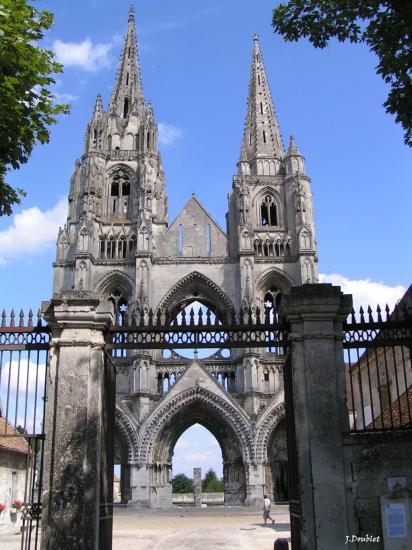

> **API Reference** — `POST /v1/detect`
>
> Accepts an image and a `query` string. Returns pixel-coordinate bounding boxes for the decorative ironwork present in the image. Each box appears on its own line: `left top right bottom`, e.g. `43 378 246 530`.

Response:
105 305 289 353
343 302 412 432
0 309 50 351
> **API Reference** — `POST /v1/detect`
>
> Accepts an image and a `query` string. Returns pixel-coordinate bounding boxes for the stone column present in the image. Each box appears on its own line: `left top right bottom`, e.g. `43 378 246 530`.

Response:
279 284 354 549
120 465 131 503
194 467 202 507
41 292 115 550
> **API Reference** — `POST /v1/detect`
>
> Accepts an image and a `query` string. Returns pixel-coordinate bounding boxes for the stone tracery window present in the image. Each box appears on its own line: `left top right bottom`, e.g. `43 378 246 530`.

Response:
108 289 128 323
260 194 278 226
108 170 132 217
263 286 281 323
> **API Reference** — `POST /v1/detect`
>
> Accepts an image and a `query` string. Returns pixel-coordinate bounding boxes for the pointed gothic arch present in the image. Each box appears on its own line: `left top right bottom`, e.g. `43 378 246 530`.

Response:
137 386 254 466
255 401 285 463
115 401 139 463
94 270 134 301
157 271 235 321
252 188 284 227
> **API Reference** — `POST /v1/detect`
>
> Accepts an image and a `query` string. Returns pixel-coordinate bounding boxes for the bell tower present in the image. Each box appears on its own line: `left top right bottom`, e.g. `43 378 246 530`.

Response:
227 34 318 315
53 4 167 312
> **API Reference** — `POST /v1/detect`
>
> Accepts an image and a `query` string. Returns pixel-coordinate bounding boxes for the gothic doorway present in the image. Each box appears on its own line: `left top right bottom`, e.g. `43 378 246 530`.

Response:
140 389 249 507
267 421 289 503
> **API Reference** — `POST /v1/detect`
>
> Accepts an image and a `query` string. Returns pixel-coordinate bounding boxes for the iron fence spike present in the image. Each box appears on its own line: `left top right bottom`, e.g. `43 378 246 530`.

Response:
231 309 236 325
376 304 382 323
1 309 6 327
359 306 365 323
156 309 162 326
19 309 24 327
10 309 15 327
385 304 390 321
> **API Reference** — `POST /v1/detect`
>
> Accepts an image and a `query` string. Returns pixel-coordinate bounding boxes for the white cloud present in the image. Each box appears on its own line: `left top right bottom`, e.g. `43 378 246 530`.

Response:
54 91 79 103
0 198 67 263
158 123 184 145
53 38 114 71
1 359 46 434
319 273 406 314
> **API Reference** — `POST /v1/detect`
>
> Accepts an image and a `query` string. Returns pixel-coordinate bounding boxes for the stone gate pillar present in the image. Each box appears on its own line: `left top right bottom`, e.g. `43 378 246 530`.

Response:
279 284 354 549
41 292 115 550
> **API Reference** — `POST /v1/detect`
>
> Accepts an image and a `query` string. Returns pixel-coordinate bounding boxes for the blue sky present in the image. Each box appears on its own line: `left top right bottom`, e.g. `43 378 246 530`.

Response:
0 0 410 477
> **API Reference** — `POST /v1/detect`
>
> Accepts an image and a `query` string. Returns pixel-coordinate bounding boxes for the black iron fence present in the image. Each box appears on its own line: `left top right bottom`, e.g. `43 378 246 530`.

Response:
105 305 289 356
343 303 412 432
0 309 50 549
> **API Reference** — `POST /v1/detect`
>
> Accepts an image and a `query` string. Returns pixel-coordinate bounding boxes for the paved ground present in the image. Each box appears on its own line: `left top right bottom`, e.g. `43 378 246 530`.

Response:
0 505 291 549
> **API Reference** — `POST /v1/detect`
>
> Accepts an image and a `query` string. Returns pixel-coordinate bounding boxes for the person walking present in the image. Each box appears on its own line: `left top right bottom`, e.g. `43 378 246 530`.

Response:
263 494 275 525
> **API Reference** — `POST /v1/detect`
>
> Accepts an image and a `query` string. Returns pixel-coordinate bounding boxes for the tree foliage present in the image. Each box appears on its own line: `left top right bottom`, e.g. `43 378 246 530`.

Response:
272 1 412 146
172 473 194 494
0 0 70 215
202 469 224 493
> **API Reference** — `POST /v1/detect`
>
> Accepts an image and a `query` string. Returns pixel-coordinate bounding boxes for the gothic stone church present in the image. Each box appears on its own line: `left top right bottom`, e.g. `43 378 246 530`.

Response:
53 6 318 507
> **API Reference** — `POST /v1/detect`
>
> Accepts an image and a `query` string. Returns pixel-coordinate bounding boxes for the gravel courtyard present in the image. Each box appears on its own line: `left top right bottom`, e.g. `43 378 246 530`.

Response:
0 504 291 549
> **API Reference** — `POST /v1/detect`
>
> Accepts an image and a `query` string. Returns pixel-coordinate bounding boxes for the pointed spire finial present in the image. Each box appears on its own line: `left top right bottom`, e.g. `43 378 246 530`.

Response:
129 3 135 22
254 32 259 42
287 135 301 156
109 4 143 116
93 93 103 117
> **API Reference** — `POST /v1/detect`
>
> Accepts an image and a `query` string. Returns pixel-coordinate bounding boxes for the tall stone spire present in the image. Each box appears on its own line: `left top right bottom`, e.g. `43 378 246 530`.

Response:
109 3 143 117
240 34 284 165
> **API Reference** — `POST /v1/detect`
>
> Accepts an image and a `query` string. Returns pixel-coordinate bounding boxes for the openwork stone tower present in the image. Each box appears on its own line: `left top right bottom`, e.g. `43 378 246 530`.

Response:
53 6 318 507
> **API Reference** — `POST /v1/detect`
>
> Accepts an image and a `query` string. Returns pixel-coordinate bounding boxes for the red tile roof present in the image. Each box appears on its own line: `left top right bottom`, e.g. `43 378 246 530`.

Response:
0 417 30 455
368 388 412 429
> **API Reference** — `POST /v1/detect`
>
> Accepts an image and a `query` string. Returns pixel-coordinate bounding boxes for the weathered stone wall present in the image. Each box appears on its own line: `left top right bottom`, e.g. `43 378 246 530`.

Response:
346 431 412 549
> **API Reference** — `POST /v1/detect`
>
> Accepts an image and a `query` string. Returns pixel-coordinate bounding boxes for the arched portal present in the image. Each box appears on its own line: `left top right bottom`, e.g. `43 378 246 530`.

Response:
267 420 288 503
172 424 223 503
137 386 253 507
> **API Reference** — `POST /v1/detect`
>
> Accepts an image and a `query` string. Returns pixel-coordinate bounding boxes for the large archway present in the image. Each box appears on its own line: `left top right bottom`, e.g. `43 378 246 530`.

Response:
137 385 254 507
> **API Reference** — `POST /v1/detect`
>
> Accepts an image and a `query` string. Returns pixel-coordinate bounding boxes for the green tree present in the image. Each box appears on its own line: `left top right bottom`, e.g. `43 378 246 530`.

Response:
272 1 412 146
0 0 70 216
172 473 194 494
202 469 224 493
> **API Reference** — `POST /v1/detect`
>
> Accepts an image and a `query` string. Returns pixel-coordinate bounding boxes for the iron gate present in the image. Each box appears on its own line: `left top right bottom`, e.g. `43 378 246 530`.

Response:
283 353 300 549
0 309 50 549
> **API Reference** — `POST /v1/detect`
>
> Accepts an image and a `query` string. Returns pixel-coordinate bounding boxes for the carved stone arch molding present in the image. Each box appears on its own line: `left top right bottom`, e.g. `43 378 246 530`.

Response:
157 271 235 321
252 186 284 208
137 386 255 466
106 163 136 181
115 400 139 463
255 402 285 463
93 270 134 301
255 266 295 294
